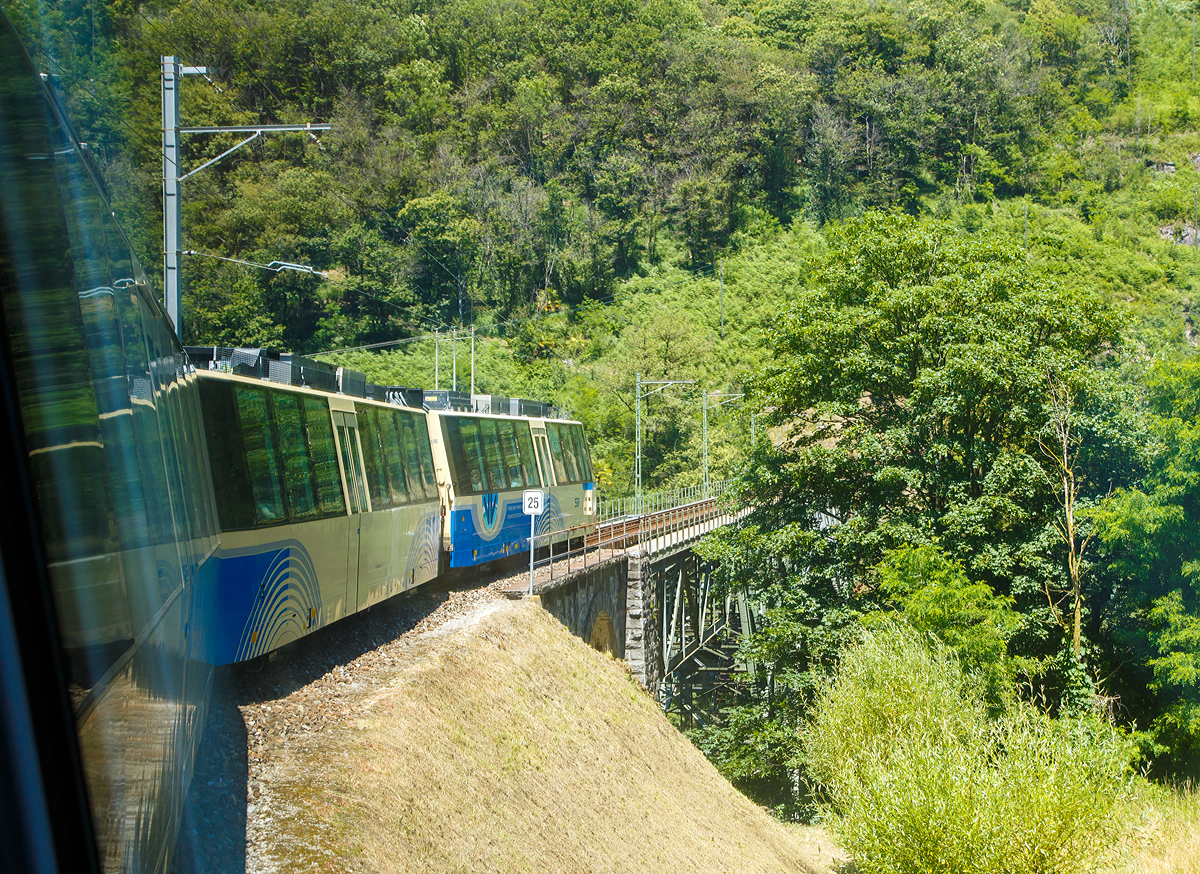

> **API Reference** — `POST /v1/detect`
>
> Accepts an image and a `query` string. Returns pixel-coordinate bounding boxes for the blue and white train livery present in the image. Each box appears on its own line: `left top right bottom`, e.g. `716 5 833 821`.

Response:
429 411 596 568
197 373 444 665
194 371 597 664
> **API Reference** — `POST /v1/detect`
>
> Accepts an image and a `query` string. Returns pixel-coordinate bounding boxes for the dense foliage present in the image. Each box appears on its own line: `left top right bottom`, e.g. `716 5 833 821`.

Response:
806 623 1134 874
5 0 1191 351
694 212 1150 812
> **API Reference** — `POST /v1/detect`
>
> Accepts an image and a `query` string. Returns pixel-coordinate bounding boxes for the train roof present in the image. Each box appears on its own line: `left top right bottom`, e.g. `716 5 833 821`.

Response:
190 348 575 421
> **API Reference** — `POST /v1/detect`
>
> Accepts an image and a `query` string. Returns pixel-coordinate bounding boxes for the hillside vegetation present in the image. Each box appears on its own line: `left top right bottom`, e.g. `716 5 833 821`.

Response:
12 0 1200 494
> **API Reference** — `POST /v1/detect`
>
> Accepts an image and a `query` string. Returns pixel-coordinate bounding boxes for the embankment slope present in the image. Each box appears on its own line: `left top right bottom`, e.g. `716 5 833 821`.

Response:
264 598 831 873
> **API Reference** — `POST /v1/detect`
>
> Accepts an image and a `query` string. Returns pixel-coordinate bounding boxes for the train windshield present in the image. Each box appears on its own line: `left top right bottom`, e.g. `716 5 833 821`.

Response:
440 414 541 495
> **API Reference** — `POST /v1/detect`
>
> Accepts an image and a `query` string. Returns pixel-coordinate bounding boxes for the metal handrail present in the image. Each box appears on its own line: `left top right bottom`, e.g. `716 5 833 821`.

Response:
525 490 739 589
597 479 734 524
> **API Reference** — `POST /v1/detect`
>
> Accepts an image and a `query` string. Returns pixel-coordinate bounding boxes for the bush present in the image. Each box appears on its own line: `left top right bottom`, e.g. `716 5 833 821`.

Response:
805 623 1134 874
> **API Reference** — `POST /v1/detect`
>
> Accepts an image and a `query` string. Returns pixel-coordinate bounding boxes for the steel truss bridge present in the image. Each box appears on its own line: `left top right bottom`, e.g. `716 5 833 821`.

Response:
598 485 757 726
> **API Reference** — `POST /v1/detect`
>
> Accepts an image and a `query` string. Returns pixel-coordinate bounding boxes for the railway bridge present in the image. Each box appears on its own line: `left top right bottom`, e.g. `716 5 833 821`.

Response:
510 486 754 722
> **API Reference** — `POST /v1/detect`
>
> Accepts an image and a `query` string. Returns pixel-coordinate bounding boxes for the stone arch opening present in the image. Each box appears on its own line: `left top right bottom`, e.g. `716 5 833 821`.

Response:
588 610 618 656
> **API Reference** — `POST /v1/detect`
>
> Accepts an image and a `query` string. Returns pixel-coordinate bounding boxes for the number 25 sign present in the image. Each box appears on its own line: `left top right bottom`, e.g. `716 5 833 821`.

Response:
522 489 545 516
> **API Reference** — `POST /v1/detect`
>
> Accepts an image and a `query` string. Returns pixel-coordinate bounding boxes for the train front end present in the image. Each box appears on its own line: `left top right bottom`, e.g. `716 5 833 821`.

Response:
427 410 596 568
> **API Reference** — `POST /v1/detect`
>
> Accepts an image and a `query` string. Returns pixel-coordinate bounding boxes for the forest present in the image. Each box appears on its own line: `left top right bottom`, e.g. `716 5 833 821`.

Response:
11 0 1200 865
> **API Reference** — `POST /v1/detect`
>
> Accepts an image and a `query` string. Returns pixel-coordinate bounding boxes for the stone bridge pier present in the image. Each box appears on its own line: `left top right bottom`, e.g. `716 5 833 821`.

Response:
527 556 629 660
525 536 749 718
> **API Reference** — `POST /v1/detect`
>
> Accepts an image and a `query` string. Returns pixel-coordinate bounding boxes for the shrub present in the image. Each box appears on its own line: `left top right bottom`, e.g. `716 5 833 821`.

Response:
805 623 1134 874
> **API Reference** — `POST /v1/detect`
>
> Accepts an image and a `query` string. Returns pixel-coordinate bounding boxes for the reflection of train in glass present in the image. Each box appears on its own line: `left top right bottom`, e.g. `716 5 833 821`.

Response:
0 12 594 873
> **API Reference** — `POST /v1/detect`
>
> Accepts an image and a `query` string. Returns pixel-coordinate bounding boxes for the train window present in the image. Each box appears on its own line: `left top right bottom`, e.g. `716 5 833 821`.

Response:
457 417 488 493
235 386 287 524
515 424 539 487
477 418 504 491
565 424 583 483
560 423 589 484
570 425 594 482
200 380 254 530
151 357 189 541
443 415 460 488
182 375 221 539
356 406 393 511
275 391 318 520
535 432 552 486
410 413 439 500
544 423 570 484
393 412 423 502
439 416 462 491
336 419 370 513
556 425 574 481
377 409 409 506
128 303 177 546
171 379 202 539
336 423 357 513
79 291 146 552
495 419 522 488
100 410 150 549
166 377 200 545
304 397 346 516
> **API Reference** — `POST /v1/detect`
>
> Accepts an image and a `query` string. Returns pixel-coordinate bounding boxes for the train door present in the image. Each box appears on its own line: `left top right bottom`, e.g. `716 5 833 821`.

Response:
530 429 556 489
332 410 371 612
529 427 559 552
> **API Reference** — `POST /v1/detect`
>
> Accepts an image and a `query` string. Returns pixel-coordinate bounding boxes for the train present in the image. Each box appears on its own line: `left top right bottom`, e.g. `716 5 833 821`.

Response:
0 12 594 874
188 359 596 665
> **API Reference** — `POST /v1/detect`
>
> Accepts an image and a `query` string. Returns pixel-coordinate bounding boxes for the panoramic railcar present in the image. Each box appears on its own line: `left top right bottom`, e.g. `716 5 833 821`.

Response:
196 371 442 665
429 411 596 567
194 368 598 661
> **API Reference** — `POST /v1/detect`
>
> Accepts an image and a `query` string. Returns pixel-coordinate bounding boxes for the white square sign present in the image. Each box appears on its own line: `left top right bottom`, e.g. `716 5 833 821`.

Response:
522 489 545 516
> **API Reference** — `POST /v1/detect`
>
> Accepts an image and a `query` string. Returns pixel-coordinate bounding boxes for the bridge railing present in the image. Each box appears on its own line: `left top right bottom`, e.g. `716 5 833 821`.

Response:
528 485 741 585
634 497 738 559
597 479 735 523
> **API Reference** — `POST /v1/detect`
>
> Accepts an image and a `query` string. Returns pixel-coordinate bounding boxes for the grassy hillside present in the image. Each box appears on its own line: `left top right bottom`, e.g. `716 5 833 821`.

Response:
251 598 834 873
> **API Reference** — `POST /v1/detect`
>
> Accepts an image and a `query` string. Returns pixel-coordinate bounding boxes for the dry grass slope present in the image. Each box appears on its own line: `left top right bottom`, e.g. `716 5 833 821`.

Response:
273 598 832 874
1114 785 1200 874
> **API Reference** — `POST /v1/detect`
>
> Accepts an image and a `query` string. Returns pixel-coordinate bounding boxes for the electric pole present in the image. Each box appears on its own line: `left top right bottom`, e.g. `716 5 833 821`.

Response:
718 261 724 340
161 57 330 340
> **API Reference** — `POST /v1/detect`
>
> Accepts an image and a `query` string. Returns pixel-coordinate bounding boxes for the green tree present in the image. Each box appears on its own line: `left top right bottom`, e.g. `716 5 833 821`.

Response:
697 212 1138 812
1094 356 1200 776
872 544 1021 706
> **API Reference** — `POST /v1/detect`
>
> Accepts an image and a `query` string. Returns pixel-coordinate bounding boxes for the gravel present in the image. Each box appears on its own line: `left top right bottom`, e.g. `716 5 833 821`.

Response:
171 556 543 874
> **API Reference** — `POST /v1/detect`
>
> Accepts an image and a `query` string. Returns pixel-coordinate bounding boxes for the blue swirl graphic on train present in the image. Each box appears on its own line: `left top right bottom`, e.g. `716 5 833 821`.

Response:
211 541 321 664
482 492 500 531
406 511 442 582
536 494 565 535
448 492 574 568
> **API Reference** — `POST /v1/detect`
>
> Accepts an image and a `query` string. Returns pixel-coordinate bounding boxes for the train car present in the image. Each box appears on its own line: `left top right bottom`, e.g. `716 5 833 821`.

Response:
429 410 596 568
195 366 600 656
195 371 442 664
0 11 223 872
